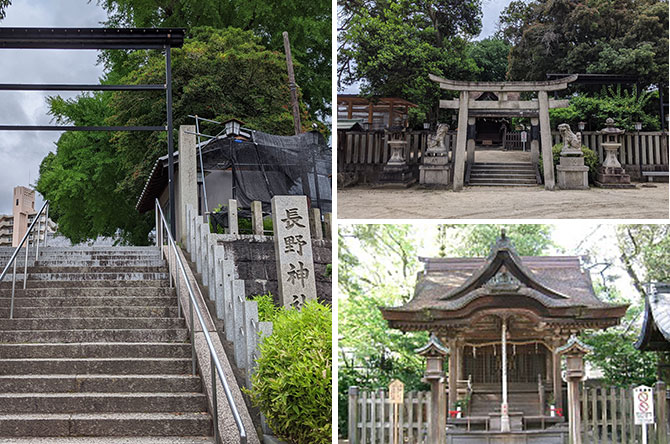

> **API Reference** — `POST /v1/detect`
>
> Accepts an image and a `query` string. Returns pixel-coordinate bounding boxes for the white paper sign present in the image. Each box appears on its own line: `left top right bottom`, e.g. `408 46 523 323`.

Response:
633 385 654 425
520 131 528 143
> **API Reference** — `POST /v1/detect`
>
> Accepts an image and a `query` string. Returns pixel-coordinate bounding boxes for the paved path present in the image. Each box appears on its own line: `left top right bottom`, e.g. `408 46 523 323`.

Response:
338 183 669 219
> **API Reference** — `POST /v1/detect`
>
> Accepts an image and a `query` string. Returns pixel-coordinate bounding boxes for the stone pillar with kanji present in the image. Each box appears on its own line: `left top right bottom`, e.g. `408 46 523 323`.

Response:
416 334 449 444
271 196 317 309
556 335 593 444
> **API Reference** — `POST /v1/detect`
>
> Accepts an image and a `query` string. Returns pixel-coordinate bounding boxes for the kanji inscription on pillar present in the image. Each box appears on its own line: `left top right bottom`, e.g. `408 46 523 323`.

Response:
271 196 317 309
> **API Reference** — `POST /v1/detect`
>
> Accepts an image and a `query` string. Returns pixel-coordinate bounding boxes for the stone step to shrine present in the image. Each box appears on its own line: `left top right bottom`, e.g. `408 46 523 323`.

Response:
469 162 539 186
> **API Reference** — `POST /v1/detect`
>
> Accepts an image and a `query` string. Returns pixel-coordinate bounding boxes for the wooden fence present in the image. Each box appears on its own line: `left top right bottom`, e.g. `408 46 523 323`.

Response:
551 131 668 167
337 130 668 171
348 387 431 444
581 383 669 444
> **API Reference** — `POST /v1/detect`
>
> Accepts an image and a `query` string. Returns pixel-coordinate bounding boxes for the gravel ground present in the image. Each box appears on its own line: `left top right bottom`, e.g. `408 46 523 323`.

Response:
337 183 669 219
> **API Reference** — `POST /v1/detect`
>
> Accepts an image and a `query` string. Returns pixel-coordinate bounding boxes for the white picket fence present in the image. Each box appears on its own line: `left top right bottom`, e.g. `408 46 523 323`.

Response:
348 388 432 444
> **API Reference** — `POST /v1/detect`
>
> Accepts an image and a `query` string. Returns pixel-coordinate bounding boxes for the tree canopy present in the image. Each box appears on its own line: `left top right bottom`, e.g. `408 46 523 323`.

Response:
498 0 669 87
37 27 308 244
97 0 331 118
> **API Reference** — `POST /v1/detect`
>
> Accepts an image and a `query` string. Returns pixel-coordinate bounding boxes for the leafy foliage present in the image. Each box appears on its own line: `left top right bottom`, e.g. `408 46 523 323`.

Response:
97 0 331 118
498 0 668 87
248 301 331 444
468 37 511 82
549 86 660 132
38 27 303 244
538 144 598 184
616 225 670 296
252 293 281 323
582 330 657 387
444 224 555 257
338 0 483 122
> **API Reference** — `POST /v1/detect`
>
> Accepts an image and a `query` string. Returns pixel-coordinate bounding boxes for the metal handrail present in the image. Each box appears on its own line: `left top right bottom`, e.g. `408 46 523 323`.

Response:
154 199 247 444
0 200 49 319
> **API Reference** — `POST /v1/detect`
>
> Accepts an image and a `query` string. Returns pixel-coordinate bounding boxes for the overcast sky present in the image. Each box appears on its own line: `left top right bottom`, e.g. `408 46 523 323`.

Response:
0 0 107 214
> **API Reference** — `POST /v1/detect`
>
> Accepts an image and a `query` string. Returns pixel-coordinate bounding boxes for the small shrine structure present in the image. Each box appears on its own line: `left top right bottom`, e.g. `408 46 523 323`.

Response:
428 74 577 191
381 232 628 442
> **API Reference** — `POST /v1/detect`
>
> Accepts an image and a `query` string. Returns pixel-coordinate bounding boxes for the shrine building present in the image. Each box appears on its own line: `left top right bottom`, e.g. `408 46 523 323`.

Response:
380 232 628 442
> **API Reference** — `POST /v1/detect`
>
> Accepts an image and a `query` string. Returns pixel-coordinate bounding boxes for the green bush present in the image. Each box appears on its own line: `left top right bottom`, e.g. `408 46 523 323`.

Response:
252 293 281 323
538 144 599 184
248 301 332 444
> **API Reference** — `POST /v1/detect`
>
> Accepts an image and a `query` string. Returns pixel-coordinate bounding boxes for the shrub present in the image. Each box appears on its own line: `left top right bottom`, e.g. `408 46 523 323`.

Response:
538 144 599 184
248 301 332 444
252 292 281 323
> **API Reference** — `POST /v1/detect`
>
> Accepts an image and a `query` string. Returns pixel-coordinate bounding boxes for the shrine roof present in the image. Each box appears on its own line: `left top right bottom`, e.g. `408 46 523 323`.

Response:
381 234 628 328
635 283 670 351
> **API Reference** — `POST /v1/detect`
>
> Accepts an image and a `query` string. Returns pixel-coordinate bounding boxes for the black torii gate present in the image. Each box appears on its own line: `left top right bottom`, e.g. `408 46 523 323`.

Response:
0 27 185 237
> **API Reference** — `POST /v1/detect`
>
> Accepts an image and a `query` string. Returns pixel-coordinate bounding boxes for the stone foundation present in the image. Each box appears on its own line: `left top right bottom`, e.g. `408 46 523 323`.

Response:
377 164 417 187
556 155 588 190
419 155 452 186
595 166 635 189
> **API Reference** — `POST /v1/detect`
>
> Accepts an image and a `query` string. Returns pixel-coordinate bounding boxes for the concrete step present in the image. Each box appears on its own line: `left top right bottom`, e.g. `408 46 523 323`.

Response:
468 183 539 187
0 280 169 289
0 374 201 394
0 437 215 443
15 272 169 281
0 358 192 375
29 266 168 273
0 328 188 343
0 296 177 308
32 260 166 267
470 171 536 177
470 177 537 184
0 287 175 298
0 342 192 359
0 392 207 414
0 412 212 437
0 317 184 331
0 306 179 318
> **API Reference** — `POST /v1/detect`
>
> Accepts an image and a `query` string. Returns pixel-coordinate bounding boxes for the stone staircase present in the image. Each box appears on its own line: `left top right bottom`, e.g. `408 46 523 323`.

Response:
0 247 215 442
468 162 539 186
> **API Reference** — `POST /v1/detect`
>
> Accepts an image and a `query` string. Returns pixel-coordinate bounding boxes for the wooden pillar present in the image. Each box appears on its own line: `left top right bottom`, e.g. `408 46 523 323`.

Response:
500 317 510 432
467 117 476 166
348 386 359 444
553 347 563 410
565 356 583 444
368 103 373 125
347 99 352 119
389 100 395 127
656 381 668 444
538 90 556 190
453 91 469 191
448 339 457 412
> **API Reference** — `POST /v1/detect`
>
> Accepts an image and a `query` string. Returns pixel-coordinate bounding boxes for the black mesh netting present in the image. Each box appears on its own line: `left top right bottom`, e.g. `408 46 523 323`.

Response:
201 130 332 215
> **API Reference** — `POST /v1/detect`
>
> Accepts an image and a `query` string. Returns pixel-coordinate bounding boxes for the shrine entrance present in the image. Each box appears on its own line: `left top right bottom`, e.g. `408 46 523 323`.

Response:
429 74 578 191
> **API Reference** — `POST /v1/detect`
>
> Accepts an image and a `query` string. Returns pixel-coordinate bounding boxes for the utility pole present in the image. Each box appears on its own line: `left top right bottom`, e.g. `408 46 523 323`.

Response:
283 31 302 135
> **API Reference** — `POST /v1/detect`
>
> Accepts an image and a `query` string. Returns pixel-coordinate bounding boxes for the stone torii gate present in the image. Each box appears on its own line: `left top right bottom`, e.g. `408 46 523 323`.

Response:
429 74 578 191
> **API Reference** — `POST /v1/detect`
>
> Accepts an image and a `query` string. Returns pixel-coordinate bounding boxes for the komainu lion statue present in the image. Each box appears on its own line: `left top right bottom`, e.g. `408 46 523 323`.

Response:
426 123 449 155
558 123 582 154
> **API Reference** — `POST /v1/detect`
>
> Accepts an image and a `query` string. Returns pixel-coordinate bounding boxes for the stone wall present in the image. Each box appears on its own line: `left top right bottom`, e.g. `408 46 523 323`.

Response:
217 235 332 305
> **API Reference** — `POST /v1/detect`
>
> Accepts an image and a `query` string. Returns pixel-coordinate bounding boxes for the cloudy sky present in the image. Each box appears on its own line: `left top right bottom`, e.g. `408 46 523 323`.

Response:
0 0 107 214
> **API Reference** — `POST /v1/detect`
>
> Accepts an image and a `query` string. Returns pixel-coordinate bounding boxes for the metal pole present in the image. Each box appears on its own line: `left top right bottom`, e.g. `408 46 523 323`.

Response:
35 213 41 259
195 116 209 221
282 31 301 135
190 295 196 375
43 203 48 248
211 353 220 444
165 44 176 238
10 260 17 319
501 317 510 432
23 238 29 289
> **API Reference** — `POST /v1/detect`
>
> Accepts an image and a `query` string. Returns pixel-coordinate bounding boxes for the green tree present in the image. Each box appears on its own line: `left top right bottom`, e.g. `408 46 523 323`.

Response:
338 0 482 122
97 0 331 118
444 224 555 257
498 0 668 87
468 37 511 81
37 27 304 244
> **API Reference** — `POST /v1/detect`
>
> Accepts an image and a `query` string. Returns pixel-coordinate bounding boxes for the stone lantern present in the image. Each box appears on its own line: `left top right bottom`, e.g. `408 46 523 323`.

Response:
595 118 634 188
416 334 449 443
378 127 416 186
556 335 593 444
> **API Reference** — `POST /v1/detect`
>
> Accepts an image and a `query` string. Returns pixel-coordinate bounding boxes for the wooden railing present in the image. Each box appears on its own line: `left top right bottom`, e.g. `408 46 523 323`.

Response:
551 131 669 166
348 387 431 444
